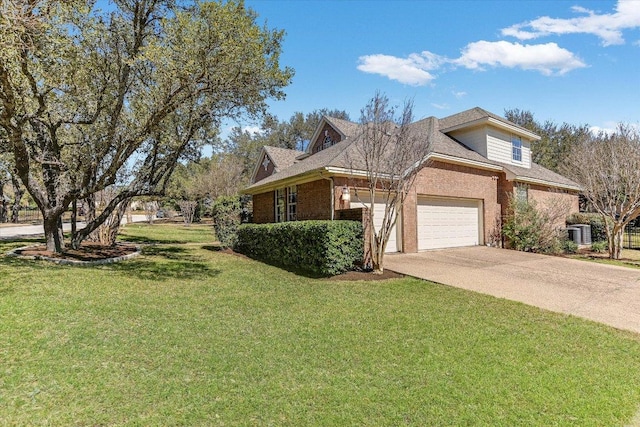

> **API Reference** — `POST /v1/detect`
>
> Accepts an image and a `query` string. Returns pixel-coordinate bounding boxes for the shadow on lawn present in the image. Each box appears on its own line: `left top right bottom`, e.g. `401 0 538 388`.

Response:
118 235 192 245
108 256 220 281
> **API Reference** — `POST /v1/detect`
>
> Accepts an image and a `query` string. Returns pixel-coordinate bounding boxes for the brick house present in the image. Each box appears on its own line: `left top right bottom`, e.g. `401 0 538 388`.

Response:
243 107 580 253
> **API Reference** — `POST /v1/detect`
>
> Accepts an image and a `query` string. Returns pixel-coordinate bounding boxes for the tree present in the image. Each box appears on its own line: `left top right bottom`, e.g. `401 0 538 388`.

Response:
226 109 349 180
0 0 292 252
351 92 431 274
563 124 640 259
504 109 590 172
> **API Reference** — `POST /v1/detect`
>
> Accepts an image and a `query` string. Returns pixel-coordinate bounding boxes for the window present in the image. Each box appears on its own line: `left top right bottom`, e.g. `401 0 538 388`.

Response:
516 184 528 202
275 186 297 222
287 185 297 221
275 188 285 222
512 135 522 162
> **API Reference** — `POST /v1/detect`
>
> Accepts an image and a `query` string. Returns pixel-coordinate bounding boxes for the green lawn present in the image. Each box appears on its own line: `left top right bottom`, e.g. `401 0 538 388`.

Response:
2 224 640 426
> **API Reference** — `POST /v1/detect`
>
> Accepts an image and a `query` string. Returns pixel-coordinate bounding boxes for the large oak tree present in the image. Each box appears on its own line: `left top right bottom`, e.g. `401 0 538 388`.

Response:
0 0 292 251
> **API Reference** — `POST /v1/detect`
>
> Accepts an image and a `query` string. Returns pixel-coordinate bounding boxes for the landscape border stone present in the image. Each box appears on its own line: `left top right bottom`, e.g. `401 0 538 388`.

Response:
6 244 142 266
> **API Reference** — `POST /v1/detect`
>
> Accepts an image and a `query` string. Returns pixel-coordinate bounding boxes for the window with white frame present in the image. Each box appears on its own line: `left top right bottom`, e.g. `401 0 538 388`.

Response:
275 188 285 222
512 135 522 162
287 185 297 221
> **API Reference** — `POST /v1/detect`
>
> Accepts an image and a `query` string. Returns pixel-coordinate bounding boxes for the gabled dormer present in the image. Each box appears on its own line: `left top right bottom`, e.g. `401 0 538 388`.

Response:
306 116 359 155
439 107 540 169
251 145 305 184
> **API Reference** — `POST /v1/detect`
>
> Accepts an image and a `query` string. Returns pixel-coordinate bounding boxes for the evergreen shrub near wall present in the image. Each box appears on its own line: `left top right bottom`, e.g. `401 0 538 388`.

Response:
213 196 242 249
236 220 363 276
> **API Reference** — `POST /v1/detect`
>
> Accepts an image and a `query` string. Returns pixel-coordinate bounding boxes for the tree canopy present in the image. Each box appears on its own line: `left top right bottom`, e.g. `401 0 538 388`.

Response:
563 125 640 259
504 109 590 173
0 0 293 251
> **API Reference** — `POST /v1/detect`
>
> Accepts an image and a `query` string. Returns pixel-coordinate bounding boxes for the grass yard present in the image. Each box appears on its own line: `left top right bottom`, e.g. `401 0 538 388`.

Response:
2 223 640 425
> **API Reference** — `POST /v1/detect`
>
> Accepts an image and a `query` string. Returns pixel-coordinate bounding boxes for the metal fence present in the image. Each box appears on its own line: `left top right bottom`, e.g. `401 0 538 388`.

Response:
624 225 640 250
0 208 43 224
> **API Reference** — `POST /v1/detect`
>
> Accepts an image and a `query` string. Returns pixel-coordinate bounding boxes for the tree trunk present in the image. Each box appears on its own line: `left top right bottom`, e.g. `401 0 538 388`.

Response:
43 214 65 252
0 184 6 223
608 223 624 260
10 175 23 223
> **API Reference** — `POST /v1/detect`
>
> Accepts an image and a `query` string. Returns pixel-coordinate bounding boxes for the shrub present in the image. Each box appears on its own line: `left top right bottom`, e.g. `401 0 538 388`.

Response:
213 196 242 249
502 196 566 254
591 240 608 253
561 239 578 254
236 220 363 276
566 212 608 243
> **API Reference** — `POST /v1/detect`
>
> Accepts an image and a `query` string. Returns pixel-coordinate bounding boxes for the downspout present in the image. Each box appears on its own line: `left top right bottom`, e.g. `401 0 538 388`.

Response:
319 172 335 220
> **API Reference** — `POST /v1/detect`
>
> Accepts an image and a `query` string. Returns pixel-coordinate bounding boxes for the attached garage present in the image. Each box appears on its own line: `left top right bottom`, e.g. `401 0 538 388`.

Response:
417 196 483 250
351 194 401 253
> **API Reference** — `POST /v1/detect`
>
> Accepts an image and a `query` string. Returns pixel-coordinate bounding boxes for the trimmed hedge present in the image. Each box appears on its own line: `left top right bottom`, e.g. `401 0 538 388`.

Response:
235 220 363 276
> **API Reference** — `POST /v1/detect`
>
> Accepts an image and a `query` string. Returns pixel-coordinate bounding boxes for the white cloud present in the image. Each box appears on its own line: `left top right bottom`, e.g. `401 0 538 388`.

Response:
242 125 264 136
502 0 640 46
357 51 443 86
453 91 467 99
454 40 586 75
431 103 449 110
589 125 617 136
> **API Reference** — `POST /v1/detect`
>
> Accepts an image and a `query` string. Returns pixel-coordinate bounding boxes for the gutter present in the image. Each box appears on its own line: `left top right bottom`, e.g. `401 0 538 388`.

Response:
319 173 335 220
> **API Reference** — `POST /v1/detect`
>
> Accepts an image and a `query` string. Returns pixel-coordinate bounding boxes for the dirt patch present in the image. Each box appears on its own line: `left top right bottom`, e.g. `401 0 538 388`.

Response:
15 242 138 262
324 269 405 281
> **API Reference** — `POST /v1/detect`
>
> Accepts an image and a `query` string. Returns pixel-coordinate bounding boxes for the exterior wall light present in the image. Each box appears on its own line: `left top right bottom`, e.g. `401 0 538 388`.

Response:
341 186 351 202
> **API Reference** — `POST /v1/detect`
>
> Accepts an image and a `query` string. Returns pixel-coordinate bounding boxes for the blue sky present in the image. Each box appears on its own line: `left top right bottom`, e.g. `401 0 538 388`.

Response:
241 0 640 134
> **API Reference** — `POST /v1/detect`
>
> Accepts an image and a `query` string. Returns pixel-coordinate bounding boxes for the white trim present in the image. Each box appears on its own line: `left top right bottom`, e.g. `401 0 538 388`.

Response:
307 116 347 154
513 176 581 192
442 117 541 141
250 148 271 184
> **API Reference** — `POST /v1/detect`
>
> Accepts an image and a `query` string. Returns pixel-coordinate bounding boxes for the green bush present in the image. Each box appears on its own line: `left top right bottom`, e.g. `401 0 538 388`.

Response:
591 240 608 253
213 196 242 249
502 196 565 254
566 212 608 243
236 220 363 276
561 239 579 254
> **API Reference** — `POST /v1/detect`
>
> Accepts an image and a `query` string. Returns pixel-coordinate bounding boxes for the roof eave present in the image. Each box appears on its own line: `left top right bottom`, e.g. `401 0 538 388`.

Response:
442 117 541 141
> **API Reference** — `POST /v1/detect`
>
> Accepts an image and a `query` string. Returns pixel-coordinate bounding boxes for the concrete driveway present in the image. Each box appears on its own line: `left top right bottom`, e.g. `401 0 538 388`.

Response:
385 246 640 334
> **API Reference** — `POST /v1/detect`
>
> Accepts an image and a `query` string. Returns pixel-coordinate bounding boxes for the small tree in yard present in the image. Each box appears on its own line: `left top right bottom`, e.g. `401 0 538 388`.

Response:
563 124 640 259
213 196 242 249
350 92 431 274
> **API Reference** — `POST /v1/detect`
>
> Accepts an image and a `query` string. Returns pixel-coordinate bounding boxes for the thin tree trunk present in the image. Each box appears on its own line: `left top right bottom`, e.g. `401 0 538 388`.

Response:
10 175 23 223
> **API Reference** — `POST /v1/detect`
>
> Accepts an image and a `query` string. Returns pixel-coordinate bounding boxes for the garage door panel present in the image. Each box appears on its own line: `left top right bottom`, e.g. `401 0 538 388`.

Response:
351 195 399 253
418 197 481 250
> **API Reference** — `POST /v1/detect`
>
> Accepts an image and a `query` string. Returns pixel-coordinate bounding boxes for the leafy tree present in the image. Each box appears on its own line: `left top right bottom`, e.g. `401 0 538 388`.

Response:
0 0 292 252
226 109 349 180
350 92 430 274
563 124 640 259
505 109 590 172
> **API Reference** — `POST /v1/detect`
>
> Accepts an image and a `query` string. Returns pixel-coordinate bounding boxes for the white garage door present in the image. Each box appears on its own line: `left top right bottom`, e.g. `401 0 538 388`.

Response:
351 194 400 253
418 197 481 250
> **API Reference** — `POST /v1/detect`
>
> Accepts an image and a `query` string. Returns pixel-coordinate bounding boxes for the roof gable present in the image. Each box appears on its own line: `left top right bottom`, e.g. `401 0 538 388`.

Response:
439 107 540 141
250 145 305 183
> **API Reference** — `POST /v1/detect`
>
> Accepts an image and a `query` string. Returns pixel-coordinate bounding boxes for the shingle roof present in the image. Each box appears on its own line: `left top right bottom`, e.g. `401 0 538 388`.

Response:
263 146 304 172
439 107 517 131
244 109 580 193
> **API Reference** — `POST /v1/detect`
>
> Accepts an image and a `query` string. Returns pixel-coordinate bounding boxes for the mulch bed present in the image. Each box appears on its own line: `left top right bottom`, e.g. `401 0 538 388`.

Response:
324 269 405 281
16 242 138 262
